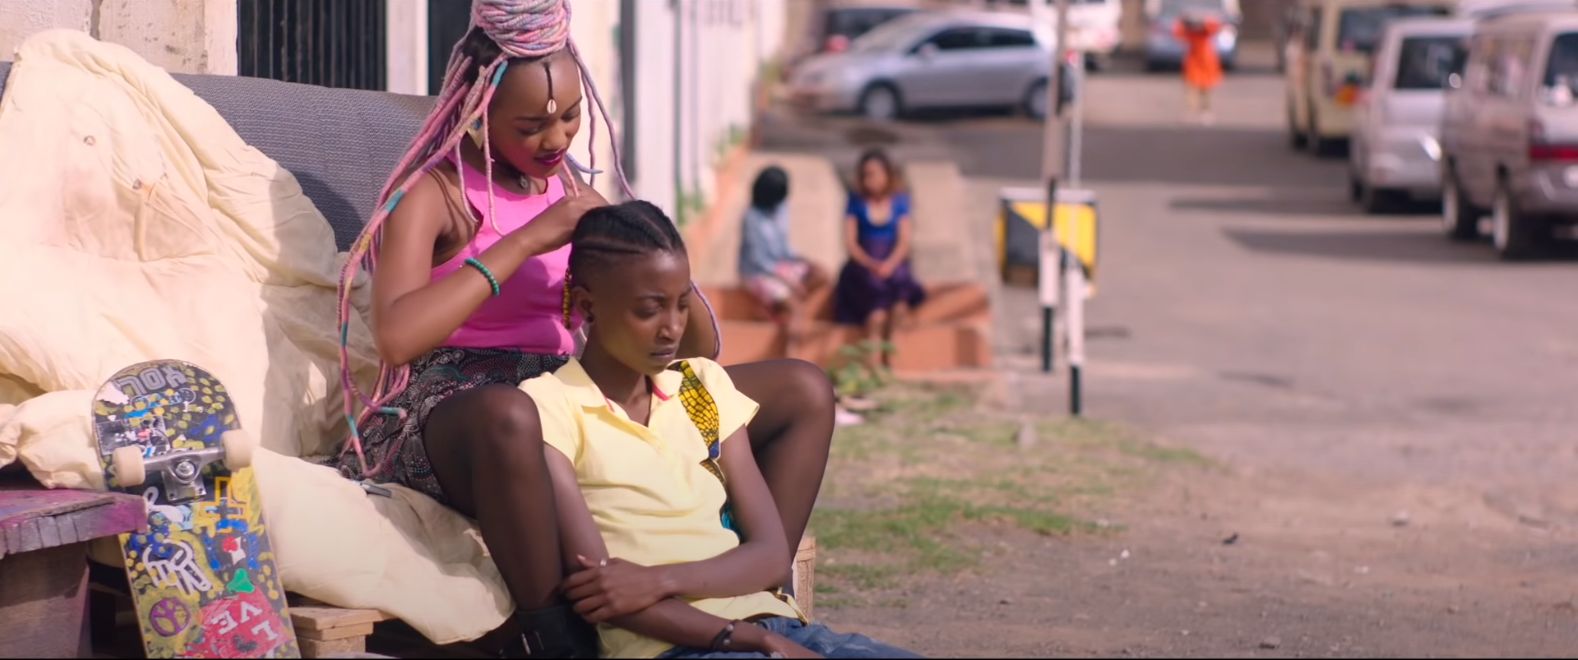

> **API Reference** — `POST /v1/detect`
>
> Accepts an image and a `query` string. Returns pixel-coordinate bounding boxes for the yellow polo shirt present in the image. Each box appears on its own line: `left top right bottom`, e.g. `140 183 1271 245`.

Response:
521 357 803 659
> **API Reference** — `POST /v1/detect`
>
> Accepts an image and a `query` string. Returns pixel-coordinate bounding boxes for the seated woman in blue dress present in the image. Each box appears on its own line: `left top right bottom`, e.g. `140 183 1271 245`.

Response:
833 149 926 366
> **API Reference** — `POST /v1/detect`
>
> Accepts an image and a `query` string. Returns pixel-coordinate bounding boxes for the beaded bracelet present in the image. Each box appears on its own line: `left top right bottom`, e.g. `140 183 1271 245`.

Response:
463 258 501 297
709 620 741 652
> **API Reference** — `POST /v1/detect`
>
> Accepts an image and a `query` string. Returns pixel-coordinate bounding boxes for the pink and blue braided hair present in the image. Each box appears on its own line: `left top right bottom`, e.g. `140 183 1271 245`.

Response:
334 0 721 477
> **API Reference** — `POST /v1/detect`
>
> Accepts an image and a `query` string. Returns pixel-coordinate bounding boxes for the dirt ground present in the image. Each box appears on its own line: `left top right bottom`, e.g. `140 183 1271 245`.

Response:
810 384 1578 659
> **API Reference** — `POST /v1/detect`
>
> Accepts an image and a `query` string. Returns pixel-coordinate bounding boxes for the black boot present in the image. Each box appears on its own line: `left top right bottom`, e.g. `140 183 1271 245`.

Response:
499 605 600 658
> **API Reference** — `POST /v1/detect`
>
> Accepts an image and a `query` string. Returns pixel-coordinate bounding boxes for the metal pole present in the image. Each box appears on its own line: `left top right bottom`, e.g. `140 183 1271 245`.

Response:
1038 0 1071 375
1070 50 1086 188
1038 230 1060 373
1066 251 1085 416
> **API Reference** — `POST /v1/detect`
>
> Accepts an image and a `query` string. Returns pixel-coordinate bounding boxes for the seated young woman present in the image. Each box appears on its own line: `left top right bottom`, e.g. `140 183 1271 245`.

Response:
525 200 922 659
332 3 835 655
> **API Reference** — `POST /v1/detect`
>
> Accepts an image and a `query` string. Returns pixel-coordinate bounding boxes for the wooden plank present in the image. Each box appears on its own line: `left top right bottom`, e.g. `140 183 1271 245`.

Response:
0 542 91 658
794 535 817 621
300 637 373 658
298 622 375 641
299 636 368 658
291 606 387 631
0 479 145 561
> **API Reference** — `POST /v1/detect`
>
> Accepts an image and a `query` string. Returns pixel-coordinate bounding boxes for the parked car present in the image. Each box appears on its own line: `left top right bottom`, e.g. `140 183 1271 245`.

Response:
1143 5 1241 72
786 11 1075 121
1285 0 1458 156
968 0 1124 69
784 1 929 81
1439 7 1578 259
1348 17 1472 212
816 2 923 55
1063 0 1126 71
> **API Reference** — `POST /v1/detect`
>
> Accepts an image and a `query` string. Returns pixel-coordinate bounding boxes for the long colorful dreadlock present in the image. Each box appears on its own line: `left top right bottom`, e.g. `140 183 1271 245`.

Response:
333 0 717 478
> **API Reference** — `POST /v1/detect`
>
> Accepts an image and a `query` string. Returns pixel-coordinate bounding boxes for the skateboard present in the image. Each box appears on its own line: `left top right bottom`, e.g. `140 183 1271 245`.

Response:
92 360 300 658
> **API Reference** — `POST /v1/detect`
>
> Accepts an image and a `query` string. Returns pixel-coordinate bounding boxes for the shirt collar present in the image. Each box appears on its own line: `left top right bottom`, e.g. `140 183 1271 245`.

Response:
557 358 680 410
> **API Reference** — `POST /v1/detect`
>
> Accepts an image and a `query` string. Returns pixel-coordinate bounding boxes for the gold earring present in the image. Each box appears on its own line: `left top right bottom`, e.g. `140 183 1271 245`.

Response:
467 119 485 151
562 273 573 329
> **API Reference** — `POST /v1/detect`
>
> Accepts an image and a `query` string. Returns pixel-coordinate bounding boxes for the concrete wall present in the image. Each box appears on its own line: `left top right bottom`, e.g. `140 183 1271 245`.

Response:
0 0 782 224
625 0 781 225
566 0 622 201
0 0 236 74
387 0 429 95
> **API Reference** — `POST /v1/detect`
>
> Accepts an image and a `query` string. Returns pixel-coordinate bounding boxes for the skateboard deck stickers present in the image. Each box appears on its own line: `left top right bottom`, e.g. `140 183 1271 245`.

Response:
93 360 299 659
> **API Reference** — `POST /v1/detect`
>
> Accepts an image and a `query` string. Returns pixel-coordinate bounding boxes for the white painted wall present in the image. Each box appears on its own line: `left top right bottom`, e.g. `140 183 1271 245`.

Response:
0 0 236 74
386 0 430 95
629 0 679 216
0 0 786 224
566 0 622 201
622 0 783 225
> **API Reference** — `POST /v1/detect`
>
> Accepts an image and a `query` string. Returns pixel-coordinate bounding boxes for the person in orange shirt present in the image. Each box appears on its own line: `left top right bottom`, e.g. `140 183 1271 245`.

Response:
1174 10 1225 125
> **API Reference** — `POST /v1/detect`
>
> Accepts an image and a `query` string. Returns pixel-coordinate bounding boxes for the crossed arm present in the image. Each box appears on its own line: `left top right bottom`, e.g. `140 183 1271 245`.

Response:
543 426 798 652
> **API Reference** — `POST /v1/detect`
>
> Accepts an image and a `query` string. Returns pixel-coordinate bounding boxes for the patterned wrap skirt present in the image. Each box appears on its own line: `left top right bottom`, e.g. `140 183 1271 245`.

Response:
330 347 570 504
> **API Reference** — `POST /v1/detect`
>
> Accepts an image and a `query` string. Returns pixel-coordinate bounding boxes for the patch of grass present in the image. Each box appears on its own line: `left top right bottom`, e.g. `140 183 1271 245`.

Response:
819 564 900 590
1117 439 1213 466
811 382 1208 602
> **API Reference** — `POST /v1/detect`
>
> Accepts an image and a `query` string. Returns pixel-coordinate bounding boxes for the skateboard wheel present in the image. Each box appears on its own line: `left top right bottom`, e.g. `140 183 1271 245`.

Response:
221 429 254 470
112 446 146 488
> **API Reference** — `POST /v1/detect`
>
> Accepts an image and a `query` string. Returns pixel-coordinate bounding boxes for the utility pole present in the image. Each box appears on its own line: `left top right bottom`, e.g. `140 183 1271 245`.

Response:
1038 0 1071 375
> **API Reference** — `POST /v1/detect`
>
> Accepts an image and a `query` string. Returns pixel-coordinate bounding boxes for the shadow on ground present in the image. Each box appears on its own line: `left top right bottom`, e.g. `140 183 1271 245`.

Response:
1221 227 1545 265
1080 125 1341 188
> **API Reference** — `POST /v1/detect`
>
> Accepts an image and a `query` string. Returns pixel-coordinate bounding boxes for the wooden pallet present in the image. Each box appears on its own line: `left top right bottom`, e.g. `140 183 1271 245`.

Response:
287 598 391 658
793 535 818 621
0 473 146 658
88 535 820 658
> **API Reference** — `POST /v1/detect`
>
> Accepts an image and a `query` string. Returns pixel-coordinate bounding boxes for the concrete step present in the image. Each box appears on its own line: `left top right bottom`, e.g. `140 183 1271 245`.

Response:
701 280 989 325
716 318 991 372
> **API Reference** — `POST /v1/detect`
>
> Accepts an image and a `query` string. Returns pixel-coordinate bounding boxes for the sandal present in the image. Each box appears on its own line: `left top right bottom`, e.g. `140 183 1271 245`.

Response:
500 605 600 658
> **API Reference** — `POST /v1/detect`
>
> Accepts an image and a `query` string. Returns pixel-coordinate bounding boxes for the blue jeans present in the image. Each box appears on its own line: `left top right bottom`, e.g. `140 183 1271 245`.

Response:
657 617 923 659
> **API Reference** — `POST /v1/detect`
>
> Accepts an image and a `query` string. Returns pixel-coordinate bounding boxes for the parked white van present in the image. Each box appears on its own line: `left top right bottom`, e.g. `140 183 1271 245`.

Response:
1348 17 1473 212
1285 0 1458 156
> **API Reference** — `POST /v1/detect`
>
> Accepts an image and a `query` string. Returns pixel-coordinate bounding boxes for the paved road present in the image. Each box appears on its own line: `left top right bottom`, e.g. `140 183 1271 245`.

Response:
764 53 1578 655
767 58 1578 507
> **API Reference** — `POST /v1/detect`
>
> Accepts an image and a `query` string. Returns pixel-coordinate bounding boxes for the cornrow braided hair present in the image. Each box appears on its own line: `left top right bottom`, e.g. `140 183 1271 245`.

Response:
567 200 688 287
332 0 718 478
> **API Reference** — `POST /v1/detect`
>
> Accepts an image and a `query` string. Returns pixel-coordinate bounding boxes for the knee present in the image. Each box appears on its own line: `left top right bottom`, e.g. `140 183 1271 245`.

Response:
775 359 835 414
460 385 546 455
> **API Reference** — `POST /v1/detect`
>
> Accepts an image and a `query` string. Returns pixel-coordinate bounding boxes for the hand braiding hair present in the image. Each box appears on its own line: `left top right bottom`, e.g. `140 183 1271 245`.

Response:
331 0 658 477
568 201 689 287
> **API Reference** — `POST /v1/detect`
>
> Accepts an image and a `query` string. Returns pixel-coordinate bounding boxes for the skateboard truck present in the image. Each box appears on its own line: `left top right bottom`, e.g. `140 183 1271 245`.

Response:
112 430 255 503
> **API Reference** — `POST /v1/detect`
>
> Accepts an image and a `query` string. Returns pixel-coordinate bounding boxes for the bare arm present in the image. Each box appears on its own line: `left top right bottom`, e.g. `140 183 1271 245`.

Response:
370 172 557 365
651 426 792 598
544 449 779 651
843 215 878 269
881 214 915 269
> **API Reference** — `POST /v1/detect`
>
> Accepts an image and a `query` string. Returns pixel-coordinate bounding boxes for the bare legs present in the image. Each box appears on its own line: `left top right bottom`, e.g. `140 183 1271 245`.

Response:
767 262 831 349
725 359 836 563
860 302 910 368
420 364 835 643
423 385 593 657
1184 85 1214 125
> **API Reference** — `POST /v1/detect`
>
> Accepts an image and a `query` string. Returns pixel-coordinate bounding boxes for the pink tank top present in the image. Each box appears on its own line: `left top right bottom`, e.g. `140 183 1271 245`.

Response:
432 158 582 354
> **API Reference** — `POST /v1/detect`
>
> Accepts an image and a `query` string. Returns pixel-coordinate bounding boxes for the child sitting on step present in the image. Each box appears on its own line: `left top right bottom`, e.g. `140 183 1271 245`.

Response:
738 165 827 347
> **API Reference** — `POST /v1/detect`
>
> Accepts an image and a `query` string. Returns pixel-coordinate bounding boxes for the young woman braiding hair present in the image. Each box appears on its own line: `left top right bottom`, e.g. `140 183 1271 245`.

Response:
327 1 837 656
